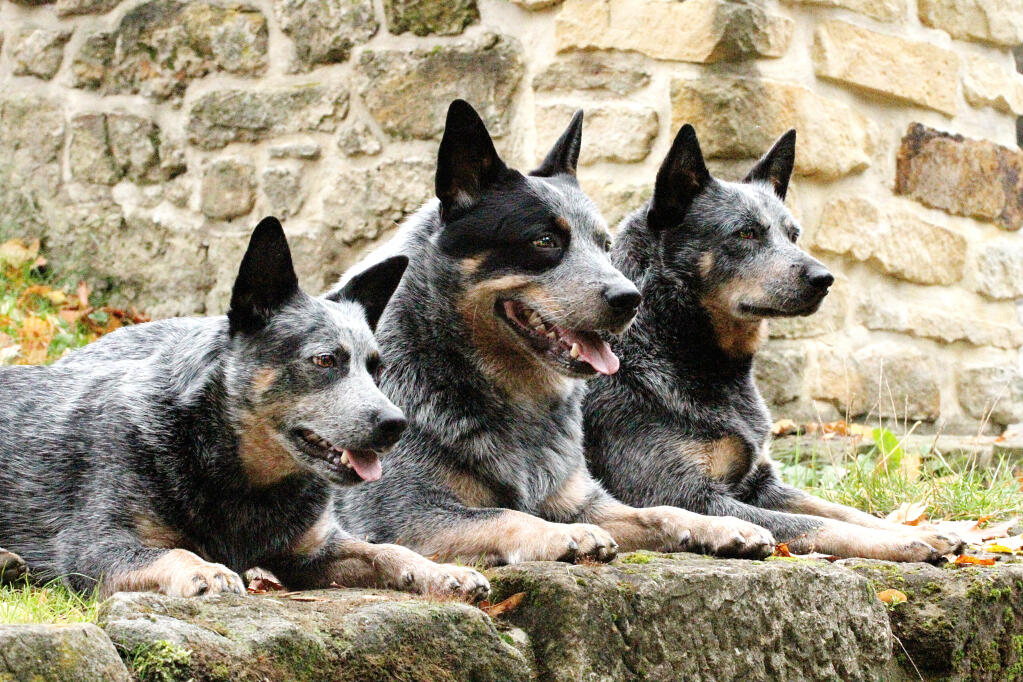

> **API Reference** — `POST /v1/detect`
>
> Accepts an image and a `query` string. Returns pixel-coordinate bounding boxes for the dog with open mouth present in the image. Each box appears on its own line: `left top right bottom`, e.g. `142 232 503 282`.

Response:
583 124 965 562
330 100 775 565
0 217 490 600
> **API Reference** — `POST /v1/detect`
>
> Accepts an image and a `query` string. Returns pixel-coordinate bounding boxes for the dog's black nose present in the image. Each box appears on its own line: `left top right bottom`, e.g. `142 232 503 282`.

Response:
371 410 408 448
805 266 834 290
603 283 642 313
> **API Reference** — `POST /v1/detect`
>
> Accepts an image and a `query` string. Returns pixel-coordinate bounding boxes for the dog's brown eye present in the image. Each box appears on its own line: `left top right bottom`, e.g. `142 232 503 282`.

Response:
312 354 336 369
738 229 755 240
533 234 559 249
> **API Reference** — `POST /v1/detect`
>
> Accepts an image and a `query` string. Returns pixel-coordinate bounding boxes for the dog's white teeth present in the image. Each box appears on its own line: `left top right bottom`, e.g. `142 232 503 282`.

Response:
546 331 557 341
535 323 546 334
570 343 580 359
340 450 350 466
528 312 542 326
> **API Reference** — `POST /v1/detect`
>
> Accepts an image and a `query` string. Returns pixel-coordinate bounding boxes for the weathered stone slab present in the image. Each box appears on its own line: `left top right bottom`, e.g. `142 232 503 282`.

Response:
976 240 1023 299
201 159 255 221
963 54 1023 116
68 112 181 186
534 52 651 95
510 0 562 8
488 554 892 681
755 341 809 406
385 0 479 36
782 0 905 21
98 589 530 681
918 0 1023 48
356 34 523 140
274 0 376 69
10 27 72 80
0 96 65 234
555 0 793 63
261 166 303 219
813 20 958 116
813 197 966 285
896 123 1023 231
582 180 653 227
69 0 268 101
845 559 1023 679
56 0 120 15
0 624 130 681
957 364 1023 426
336 120 382 157
187 85 349 150
671 76 875 180
858 295 1023 350
536 103 657 165
69 114 120 186
322 158 434 245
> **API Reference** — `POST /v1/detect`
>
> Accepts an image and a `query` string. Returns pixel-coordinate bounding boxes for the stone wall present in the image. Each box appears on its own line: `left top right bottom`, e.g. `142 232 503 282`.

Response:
0 0 1020 429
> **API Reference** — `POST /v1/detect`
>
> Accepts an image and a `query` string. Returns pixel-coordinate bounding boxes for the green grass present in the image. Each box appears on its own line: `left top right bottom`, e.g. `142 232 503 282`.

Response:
773 430 1023 522
0 578 100 625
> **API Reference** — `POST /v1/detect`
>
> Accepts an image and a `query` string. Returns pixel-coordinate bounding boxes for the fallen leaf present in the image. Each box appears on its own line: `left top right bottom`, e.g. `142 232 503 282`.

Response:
954 555 996 567
771 419 798 437
772 543 793 557
247 576 284 594
933 517 1018 546
877 588 907 605
983 544 1014 554
480 592 525 618
886 502 928 527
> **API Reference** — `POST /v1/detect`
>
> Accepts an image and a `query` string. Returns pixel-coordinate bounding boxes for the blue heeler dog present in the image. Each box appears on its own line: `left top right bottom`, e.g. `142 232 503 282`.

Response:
0 217 489 599
583 124 965 561
330 100 775 564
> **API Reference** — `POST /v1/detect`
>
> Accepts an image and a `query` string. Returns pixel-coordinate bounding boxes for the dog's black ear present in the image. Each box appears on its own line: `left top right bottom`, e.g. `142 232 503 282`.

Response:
647 124 711 231
328 256 409 331
744 129 795 201
435 99 509 217
228 216 300 334
531 109 583 178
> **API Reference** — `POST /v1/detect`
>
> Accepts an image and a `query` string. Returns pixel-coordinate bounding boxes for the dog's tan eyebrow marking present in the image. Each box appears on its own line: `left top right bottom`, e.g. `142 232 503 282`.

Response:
553 216 572 235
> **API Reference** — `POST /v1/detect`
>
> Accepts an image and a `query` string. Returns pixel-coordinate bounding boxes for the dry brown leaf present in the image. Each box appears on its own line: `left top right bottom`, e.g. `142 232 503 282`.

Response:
771 419 798 437
772 543 793 557
877 588 907 605
0 239 39 268
885 501 928 527
247 576 284 594
480 592 525 618
933 517 1017 546
954 555 996 567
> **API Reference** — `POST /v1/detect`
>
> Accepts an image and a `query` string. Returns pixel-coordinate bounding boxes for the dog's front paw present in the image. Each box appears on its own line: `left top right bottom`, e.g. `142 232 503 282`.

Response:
425 564 491 602
871 535 944 563
519 522 618 564
0 548 26 583
690 516 775 559
164 559 246 597
911 529 965 556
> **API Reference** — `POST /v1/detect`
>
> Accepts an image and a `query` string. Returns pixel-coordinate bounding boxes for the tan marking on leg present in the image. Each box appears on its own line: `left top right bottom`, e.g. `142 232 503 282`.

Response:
134 514 187 550
539 467 593 519
444 470 497 508
290 508 337 558
102 549 244 598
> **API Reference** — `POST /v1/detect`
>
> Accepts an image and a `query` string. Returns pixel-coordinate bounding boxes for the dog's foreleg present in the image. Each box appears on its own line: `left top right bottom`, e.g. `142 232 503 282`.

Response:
0 547 26 583
96 547 245 598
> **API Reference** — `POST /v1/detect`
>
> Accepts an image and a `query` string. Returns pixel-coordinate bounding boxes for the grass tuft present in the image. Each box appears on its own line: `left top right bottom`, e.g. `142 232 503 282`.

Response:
0 577 100 625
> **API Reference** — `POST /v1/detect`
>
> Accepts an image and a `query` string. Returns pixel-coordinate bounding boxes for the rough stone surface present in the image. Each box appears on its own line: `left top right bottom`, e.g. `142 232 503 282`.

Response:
769 279 849 339
337 120 382 157
555 0 793 64
488 554 892 681
322 158 434 246
385 0 479 36
0 624 130 681
976 240 1023 299
782 0 905 21
858 295 1023 350
896 123 1023 231
813 197 967 286
274 0 376 69
71 0 268 101
69 113 180 186
510 0 562 7
201 160 255 221
268 141 321 160
536 103 657 165
813 20 959 116
261 166 303 219
10 27 72 80
356 34 524 140
68 114 120 186
0 96 65 235
583 180 653 227
755 341 808 406
957 364 1023 425
56 0 120 16
188 86 349 150
919 0 1023 48
671 76 875 180
963 54 1023 116
98 589 530 681
846 559 1023 679
534 52 651 95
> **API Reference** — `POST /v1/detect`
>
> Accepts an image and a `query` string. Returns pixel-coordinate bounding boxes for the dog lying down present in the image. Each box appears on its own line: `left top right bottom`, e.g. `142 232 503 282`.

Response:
0 217 489 601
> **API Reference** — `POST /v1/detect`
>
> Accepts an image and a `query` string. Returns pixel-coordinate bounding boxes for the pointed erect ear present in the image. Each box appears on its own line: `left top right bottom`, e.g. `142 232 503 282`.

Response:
531 109 583 178
744 129 796 201
228 217 300 334
647 124 711 231
435 99 509 217
327 256 409 331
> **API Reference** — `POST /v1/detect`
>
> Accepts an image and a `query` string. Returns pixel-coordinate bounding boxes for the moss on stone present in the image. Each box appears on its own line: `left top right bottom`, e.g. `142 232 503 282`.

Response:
125 640 192 682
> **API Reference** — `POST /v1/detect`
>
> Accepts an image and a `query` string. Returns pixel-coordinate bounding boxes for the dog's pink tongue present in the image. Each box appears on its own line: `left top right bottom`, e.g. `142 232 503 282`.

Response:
344 449 382 482
562 330 620 375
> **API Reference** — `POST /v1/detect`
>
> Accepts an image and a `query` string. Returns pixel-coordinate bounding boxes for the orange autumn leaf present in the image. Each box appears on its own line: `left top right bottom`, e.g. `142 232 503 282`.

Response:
480 592 525 618
772 543 793 557
886 502 928 526
877 588 907 605
954 555 996 567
